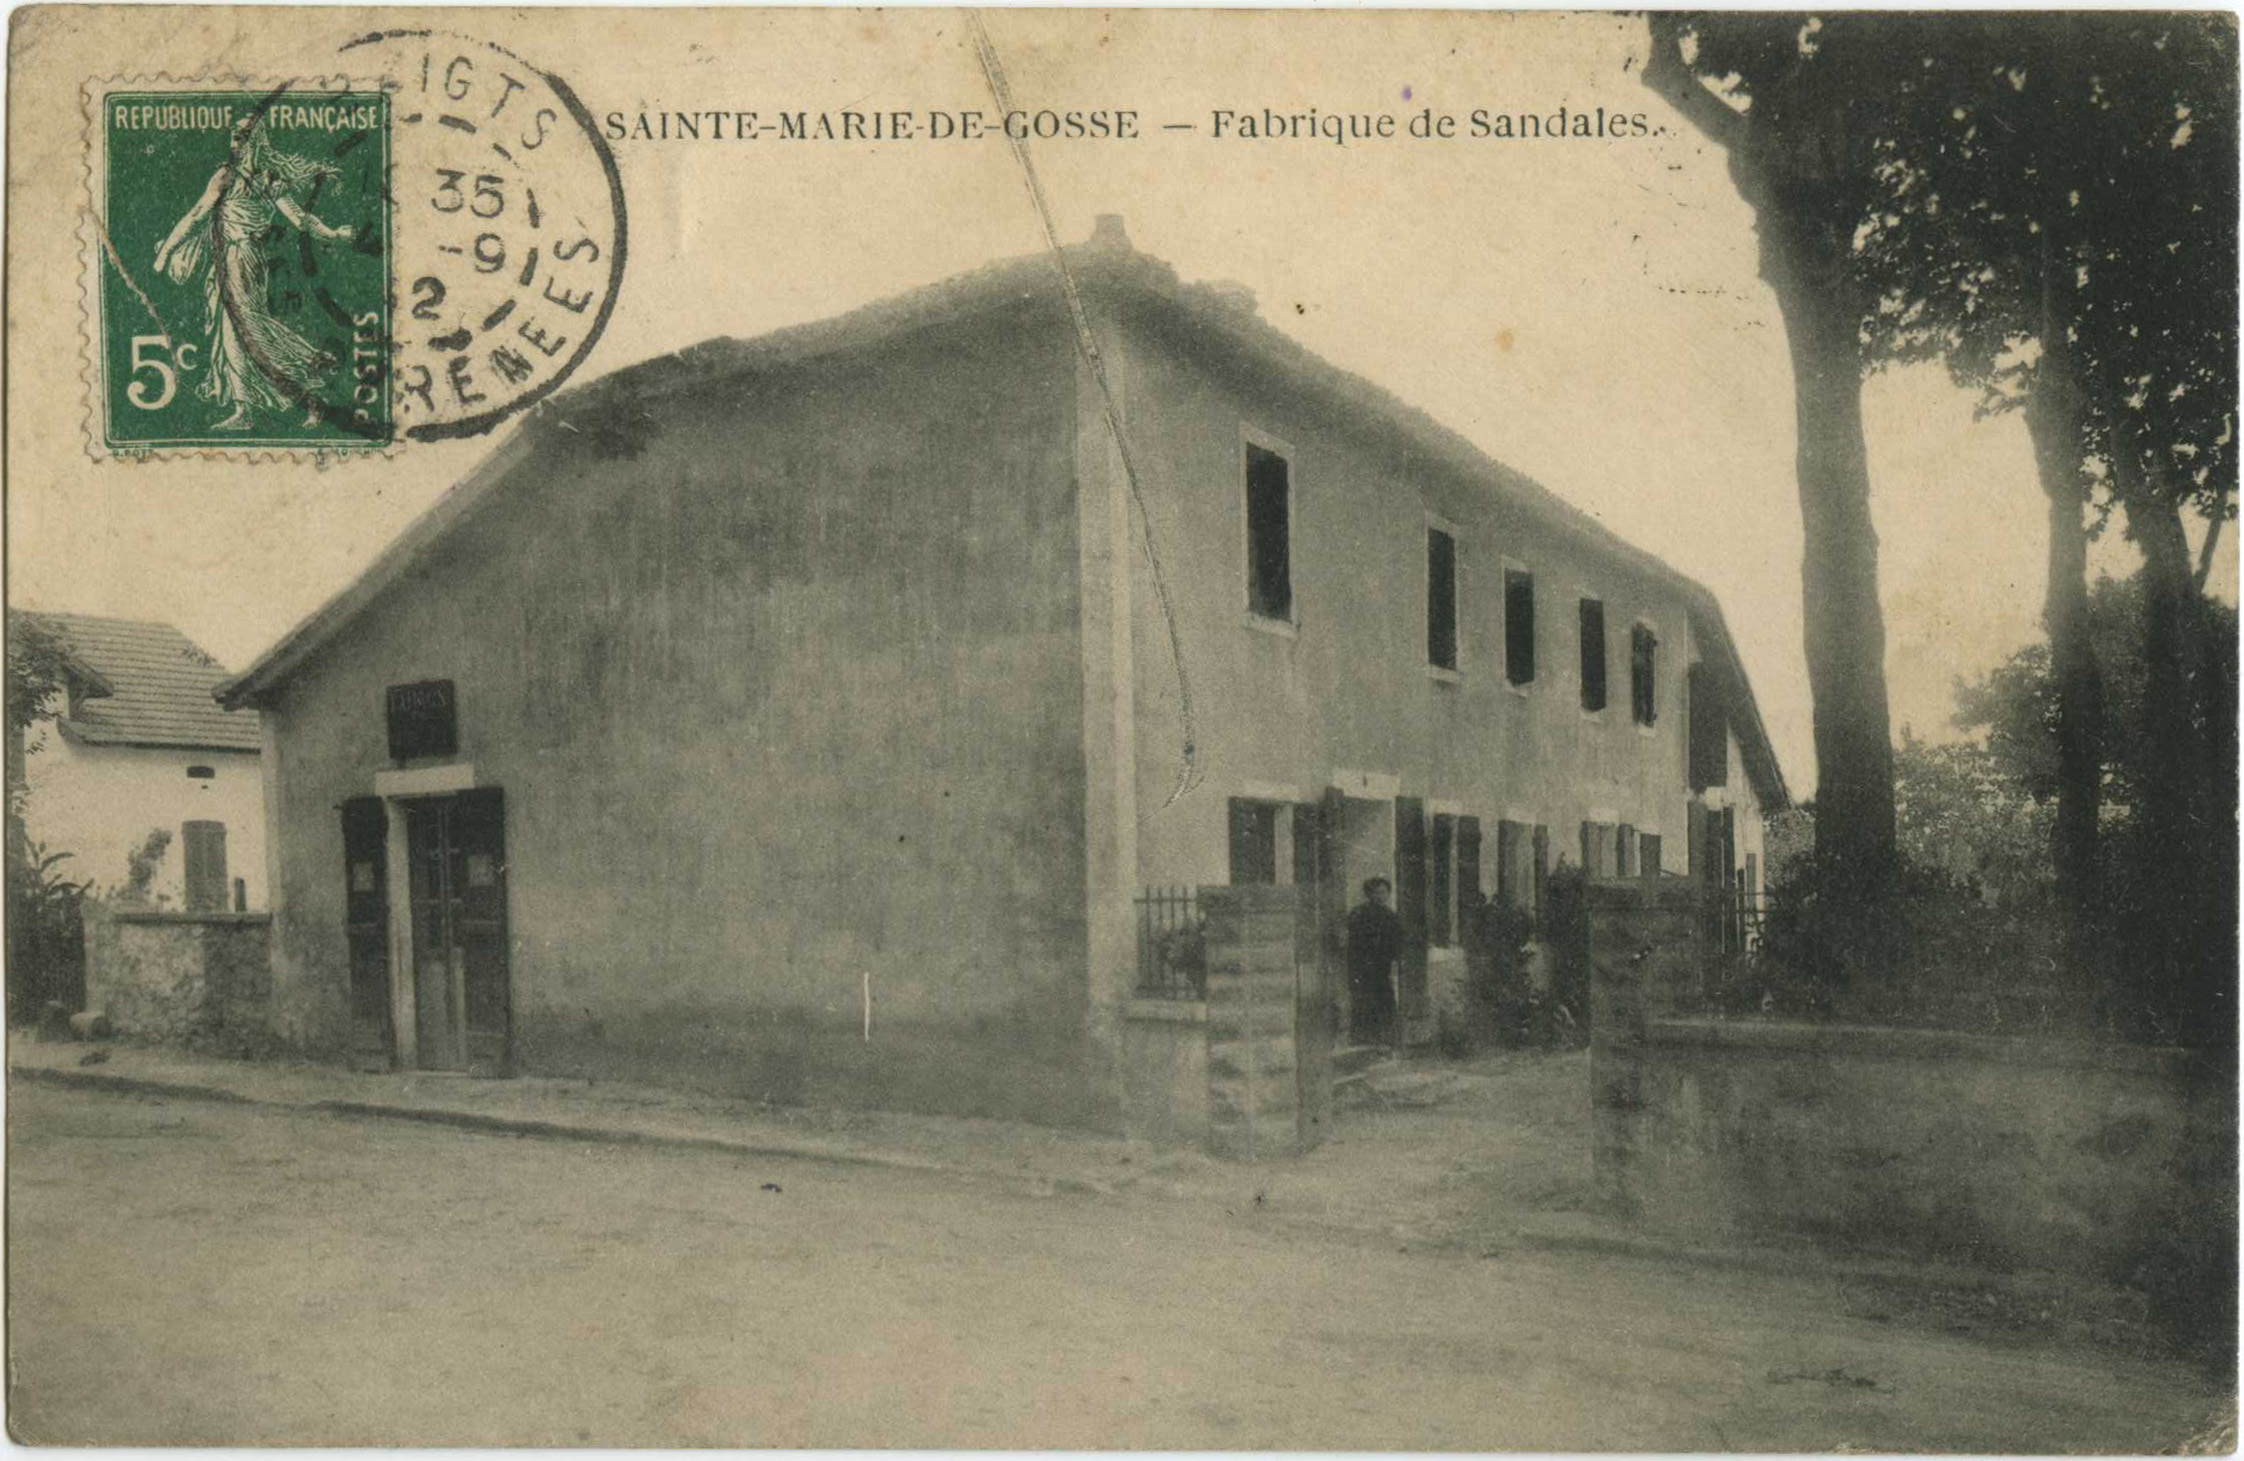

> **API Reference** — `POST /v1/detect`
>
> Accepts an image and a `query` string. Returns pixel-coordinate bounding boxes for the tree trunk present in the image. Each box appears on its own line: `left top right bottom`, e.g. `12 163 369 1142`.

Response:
2129 490 2234 1041
2021 358 2103 911
1638 22 1900 888
1759 201 1899 883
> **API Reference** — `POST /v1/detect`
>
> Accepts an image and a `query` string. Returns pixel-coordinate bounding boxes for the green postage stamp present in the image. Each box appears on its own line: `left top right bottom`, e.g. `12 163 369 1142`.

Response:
89 87 391 454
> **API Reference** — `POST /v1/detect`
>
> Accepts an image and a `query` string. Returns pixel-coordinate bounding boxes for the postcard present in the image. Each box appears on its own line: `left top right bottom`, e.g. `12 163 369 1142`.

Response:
6 7 2236 1450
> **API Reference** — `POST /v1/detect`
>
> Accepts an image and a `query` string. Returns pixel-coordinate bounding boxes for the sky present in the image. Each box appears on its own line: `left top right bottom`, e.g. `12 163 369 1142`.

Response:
8 8 2232 796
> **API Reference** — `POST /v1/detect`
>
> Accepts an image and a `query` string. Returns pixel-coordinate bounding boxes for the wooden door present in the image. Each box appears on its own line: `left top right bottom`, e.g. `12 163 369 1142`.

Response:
340 798 392 1064
405 790 512 1074
1294 795 1340 1147
1395 796 1429 1031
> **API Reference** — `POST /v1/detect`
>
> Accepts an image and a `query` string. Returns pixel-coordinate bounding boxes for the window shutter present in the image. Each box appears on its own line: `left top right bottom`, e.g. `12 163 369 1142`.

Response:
1532 825 1551 923
1689 663 1729 790
1495 820 1524 909
1579 599 1608 711
1506 571 1536 684
342 798 392 1040
1290 801 1321 888
1396 796 1430 1014
182 820 227 912
1427 530 1459 671
1428 813 1455 947
1642 833 1664 879
1579 821 1594 877
1618 823 1637 878
1631 625 1659 726
1457 816 1483 913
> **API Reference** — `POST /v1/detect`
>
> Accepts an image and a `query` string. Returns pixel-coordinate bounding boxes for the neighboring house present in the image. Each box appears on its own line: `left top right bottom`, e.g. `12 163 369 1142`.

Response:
214 217 1786 1130
14 612 265 911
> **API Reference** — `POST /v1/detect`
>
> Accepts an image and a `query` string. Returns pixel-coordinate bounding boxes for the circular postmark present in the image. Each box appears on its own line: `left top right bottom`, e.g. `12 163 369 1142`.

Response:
246 30 627 445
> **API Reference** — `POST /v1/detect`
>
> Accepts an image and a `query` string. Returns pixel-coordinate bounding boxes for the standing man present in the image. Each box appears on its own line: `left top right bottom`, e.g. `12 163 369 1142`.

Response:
1345 876 1404 1047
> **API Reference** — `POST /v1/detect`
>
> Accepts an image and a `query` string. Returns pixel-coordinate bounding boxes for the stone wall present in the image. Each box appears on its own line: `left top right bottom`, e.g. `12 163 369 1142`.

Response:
1201 884 1321 1159
81 899 272 1046
1119 1002 1208 1148
1623 1021 2231 1284
1586 876 1705 1209
1586 879 2236 1303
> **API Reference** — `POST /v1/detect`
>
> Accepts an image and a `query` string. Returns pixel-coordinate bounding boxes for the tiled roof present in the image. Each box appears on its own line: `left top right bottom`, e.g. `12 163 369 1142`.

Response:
214 219 1785 808
19 611 261 752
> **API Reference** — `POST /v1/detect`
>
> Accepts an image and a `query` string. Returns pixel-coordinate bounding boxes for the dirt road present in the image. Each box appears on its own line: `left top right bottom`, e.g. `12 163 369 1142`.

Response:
7 1082 2223 1449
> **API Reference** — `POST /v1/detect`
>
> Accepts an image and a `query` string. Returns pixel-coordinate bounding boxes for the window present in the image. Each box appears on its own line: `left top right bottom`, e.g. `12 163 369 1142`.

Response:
1244 442 1292 622
1642 833 1664 878
1227 798 1279 885
1427 527 1459 671
1579 597 1608 712
1688 663 1729 790
182 820 228 913
1504 569 1536 685
1618 824 1638 878
1631 624 1658 726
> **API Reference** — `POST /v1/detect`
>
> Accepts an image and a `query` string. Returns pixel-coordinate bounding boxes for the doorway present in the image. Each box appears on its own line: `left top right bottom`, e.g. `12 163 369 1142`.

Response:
1323 794 1397 1047
404 789 512 1073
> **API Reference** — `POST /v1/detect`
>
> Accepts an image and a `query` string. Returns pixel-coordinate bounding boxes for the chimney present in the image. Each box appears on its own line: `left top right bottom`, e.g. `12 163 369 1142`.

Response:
1087 214 1131 252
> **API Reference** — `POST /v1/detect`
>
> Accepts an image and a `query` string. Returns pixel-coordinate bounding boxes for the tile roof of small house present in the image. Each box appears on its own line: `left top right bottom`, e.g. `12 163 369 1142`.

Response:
19 611 261 752
215 218 1786 808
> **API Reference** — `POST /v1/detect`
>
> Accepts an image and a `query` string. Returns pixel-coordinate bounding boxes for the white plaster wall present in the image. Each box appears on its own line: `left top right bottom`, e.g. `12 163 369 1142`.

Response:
18 719 267 909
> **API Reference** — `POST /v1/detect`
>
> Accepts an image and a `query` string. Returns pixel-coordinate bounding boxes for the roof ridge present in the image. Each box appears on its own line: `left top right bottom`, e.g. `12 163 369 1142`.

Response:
16 607 185 630
208 222 1783 805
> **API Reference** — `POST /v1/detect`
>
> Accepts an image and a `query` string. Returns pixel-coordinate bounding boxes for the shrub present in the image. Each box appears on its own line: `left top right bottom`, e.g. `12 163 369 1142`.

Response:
1538 863 1591 1047
6 838 85 1021
1754 850 2099 1035
1463 895 1536 1048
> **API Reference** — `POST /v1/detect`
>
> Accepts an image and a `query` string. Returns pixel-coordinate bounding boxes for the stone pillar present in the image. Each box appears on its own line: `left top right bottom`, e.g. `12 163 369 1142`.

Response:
1588 877 1707 1213
1203 884 1309 1160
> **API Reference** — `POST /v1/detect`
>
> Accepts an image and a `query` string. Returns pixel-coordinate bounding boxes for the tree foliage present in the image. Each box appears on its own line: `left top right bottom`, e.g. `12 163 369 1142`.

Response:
1952 573 2239 813
1646 16 2236 1009
5 610 86 1020
1892 731 2055 909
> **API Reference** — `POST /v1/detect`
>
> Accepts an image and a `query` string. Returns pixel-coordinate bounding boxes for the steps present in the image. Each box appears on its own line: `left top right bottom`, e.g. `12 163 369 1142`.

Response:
1330 1043 1400 1089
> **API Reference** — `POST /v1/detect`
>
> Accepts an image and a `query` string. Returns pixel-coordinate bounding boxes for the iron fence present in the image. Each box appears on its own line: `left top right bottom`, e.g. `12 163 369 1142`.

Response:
1135 885 1207 999
1713 881 1767 955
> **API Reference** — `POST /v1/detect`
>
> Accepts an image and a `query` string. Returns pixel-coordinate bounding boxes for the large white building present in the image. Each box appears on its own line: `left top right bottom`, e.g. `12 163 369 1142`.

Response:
14 612 265 911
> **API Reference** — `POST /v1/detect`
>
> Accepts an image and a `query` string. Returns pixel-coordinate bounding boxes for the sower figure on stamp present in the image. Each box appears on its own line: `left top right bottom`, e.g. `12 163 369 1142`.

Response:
1344 876 1404 1048
152 115 353 431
